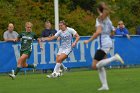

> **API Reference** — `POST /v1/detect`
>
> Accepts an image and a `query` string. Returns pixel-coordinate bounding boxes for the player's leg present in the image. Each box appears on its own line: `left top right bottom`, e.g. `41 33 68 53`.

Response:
93 49 109 90
52 48 63 73
47 48 70 78
96 54 124 69
47 54 67 78
60 49 72 71
53 55 61 73
53 53 68 73
53 48 70 73
22 60 36 68
23 62 37 68
20 51 36 69
9 54 28 79
22 51 36 68
92 59 109 90
27 51 37 68
15 54 28 75
61 63 67 71
92 59 98 69
97 67 109 90
96 54 124 90
60 48 72 71
47 48 61 78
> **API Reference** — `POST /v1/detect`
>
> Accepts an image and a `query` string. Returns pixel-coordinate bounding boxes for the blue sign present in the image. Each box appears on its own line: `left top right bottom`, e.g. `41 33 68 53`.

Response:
0 36 140 72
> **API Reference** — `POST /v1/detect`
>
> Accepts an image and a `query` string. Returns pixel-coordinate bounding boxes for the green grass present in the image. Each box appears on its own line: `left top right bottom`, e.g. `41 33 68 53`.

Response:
0 68 140 93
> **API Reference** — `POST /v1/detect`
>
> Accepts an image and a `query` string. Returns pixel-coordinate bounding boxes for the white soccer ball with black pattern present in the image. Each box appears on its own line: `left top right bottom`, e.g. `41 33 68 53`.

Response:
52 72 61 78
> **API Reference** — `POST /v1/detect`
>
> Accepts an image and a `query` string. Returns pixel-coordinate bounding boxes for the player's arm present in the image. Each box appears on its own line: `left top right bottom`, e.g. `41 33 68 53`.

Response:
56 36 61 42
42 31 60 41
111 31 115 37
37 38 43 50
109 18 116 37
110 26 116 38
72 33 80 47
33 33 43 49
42 35 57 41
84 25 102 44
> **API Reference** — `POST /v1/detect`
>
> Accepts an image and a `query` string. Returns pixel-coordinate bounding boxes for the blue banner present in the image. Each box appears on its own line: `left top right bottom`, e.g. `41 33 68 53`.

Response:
0 36 140 72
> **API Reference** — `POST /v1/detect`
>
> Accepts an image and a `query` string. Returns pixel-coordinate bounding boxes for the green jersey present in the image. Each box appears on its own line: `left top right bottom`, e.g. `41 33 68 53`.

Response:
18 31 38 51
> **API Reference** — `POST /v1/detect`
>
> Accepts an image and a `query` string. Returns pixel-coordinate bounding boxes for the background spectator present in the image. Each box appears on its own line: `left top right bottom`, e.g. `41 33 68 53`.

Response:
3 23 18 42
41 21 57 37
41 21 57 73
115 21 130 39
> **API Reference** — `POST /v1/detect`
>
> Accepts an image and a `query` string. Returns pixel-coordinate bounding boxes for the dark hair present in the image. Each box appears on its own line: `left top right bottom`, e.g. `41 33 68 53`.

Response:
97 2 112 13
98 3 104 13
45 20 50 24
59 20 68 26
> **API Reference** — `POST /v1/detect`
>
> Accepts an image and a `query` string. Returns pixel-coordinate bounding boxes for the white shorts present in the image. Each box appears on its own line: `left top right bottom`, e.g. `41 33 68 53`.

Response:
57 48 72 55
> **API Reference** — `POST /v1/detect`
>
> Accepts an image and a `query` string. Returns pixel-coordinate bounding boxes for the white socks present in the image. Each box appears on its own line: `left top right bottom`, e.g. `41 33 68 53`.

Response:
53 63 61 73
96 56 116 68
96 56 117 90
98 67 108 88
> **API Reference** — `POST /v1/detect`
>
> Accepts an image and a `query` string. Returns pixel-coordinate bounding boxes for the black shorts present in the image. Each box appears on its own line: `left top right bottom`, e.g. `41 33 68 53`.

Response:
94 49 106 61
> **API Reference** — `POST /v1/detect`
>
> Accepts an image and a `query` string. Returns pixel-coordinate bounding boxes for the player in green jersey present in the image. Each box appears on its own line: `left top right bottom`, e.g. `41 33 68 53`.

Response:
9 22 43 79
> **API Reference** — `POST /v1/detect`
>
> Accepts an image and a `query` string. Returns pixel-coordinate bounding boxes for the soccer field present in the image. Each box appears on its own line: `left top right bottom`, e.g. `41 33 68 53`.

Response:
0 68 140 93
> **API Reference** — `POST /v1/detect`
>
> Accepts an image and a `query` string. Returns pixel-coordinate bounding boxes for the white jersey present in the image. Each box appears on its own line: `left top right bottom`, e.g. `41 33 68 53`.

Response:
55 27 77 49
95 17 113 52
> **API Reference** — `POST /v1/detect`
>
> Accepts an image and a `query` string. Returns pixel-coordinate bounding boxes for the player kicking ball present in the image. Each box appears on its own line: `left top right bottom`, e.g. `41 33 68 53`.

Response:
42 20 80 78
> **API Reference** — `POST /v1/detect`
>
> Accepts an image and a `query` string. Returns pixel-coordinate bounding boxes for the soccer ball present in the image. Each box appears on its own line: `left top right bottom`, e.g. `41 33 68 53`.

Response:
52 72 61 78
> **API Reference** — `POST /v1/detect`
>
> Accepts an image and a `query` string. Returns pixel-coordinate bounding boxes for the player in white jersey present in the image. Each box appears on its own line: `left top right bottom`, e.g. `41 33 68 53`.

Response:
42 20 80 78
84 3 124 91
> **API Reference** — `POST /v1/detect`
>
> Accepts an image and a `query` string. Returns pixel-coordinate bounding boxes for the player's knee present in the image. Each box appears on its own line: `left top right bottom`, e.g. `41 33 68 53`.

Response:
17 59 22 65
57 60 62 63
56 58 62 63
92 65 97 70
21 64 27 68
18 57 24 62
96 63 99 69
17 64 22 68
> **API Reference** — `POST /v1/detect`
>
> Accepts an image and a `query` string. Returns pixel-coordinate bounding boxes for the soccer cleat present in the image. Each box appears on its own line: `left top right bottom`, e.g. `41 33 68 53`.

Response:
98 86 109 91
33 64 37 68
64 67 68 71
9 74 16 80
115 53 124 64
59 70 63 76
32 64 37 72
46 74 54 78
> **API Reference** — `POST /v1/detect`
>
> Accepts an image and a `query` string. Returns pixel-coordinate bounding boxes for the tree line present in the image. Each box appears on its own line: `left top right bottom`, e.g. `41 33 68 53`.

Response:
0 0 140 40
